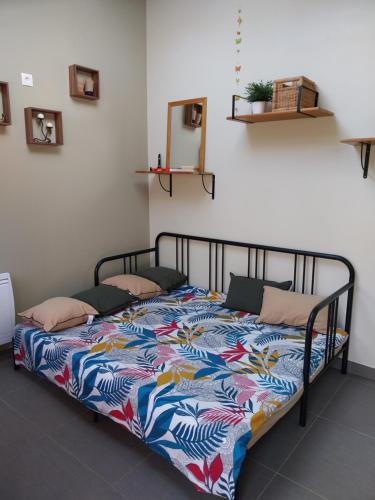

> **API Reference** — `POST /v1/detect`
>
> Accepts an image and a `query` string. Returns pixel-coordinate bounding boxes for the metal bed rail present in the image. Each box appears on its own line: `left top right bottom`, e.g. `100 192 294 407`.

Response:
94 232 355 427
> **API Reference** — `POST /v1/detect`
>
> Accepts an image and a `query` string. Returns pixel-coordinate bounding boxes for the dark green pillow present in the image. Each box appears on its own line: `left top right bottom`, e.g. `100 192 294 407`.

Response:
134 266 187 291
72 284 135 316
222 273 292 315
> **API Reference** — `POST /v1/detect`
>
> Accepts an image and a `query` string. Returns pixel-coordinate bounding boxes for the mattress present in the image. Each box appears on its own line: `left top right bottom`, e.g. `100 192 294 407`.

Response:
14 285 347 499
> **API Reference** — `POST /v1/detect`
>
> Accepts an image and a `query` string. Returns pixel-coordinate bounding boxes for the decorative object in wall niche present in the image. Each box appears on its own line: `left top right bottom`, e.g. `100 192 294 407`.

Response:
0 82 11 126
245 80 273 114
24 108 63 146
69 65 99 100
340 137 375 179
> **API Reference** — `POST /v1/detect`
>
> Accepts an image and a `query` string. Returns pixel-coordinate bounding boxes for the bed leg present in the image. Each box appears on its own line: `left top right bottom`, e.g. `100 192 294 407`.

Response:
12 338 20 371
299 391 308 427
341 344 349 375
92 411 99 423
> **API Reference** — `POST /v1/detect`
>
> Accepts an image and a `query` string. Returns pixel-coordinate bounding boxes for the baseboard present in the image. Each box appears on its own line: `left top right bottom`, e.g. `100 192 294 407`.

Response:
332 357 375 381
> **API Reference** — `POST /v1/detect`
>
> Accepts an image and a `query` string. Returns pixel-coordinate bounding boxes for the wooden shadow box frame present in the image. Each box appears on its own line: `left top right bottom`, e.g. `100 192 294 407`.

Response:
24 107 64 146
69 64 100 100
0 82 11 126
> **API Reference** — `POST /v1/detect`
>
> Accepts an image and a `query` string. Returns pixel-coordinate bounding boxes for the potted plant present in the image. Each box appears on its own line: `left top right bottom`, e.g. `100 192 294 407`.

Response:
245 80 273 114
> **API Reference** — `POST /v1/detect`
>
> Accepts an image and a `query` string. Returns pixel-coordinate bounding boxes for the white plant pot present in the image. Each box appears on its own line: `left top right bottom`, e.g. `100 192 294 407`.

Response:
251 101 267 114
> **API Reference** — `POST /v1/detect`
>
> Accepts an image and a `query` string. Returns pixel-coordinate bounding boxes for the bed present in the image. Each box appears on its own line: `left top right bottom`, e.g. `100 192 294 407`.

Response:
13 232 355 499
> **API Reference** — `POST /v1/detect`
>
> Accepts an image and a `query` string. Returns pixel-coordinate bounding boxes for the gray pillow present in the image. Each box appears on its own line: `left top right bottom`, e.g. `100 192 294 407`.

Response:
221 273 292 315
134 266 187 291
72 284 135 316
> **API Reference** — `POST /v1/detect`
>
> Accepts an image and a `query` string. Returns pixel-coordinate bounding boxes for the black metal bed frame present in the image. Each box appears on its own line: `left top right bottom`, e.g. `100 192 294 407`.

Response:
96 232 354 427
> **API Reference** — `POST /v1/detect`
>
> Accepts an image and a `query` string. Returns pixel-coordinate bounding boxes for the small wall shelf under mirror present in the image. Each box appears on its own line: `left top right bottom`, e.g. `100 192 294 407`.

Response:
24 107 63 146
69 64 99 100
136 170 215 199
0 82 11 126
341 137 375 179
227 94 333 124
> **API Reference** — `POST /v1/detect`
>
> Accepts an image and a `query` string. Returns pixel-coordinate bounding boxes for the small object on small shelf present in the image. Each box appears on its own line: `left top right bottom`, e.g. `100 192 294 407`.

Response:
244 80 273 114
0 81 11 126
340 137 375 179
272 76 317 112
185 103 203 128
158 153 162 168
69 64 99 100
24 107 63 146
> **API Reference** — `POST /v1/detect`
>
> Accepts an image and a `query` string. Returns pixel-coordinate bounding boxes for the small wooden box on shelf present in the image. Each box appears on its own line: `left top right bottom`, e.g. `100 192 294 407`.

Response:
69 64 99 100
0 82 11 126
24 107 63 146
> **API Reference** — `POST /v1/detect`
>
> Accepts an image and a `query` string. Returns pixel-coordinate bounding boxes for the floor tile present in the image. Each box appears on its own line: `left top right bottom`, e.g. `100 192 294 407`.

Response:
322 379 375 438
115 449 216 500
0 399 43 463
249 405 315 471
280 418 375 500
51 412 151 483
0 352 32 395
0 433 124 500
259 474 324 499
307 368 347 415
236 457 274 499
348 372 375 390
2 369 88 434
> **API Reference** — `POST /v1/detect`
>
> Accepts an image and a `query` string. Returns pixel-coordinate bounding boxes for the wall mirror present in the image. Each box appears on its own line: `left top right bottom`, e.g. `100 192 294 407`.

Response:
166 97 207 173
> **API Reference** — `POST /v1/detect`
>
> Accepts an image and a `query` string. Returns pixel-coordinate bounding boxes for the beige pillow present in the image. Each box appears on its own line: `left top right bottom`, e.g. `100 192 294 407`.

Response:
102 274 162 300
19 297 98 332
256 286 328 333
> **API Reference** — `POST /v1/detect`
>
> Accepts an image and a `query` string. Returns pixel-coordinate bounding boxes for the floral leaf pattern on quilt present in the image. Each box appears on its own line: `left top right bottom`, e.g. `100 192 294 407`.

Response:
14 285 347 500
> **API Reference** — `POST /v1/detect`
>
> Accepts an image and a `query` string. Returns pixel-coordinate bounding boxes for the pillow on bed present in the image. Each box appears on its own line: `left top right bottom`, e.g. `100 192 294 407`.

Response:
256 286 328 332
133 266 187 291
102 274 162 300
72 284 135 316
18 297 98 332
221 273 292 315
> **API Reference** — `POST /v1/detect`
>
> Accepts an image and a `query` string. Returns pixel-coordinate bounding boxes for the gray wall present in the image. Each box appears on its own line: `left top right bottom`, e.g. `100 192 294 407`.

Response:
0 0 149 311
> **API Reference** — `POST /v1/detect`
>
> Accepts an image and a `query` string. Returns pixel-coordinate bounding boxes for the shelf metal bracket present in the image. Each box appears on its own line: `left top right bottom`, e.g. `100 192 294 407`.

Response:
201 174 215 200
158 173 172 197
361 143 372 179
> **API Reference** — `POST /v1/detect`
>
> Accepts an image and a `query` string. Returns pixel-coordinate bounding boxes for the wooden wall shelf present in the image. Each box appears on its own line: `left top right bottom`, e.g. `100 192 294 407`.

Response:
0 82 11 126
69 64 99 100
136 170 215 199
24 107 63 146
227 94 333 124
227 107 333 124
341 137 375 178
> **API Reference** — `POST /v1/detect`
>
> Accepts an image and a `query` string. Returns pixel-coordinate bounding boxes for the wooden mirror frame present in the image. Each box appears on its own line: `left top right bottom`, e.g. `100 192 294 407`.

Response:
166 97 207 173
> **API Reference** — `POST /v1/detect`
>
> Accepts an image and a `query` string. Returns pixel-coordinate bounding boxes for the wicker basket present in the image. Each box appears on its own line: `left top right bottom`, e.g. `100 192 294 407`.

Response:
272 76 317 112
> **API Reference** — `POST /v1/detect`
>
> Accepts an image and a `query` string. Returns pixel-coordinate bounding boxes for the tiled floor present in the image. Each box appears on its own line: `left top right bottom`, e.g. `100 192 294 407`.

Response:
1 350 374 500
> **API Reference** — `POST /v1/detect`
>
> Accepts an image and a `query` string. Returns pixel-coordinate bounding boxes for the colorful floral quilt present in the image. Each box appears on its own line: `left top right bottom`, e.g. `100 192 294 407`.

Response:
14 285 347 499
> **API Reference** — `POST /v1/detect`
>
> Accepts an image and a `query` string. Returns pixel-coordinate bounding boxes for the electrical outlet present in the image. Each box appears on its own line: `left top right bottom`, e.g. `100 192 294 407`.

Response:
21 73 33 87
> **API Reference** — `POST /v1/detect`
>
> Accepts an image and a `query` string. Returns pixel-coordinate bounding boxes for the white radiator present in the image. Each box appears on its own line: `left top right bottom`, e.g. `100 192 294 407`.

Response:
0 273 15 345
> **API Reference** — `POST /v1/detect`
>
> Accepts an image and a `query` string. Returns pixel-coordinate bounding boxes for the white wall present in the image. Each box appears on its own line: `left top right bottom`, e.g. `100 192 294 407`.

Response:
147 0 375 368
0 0 149 313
